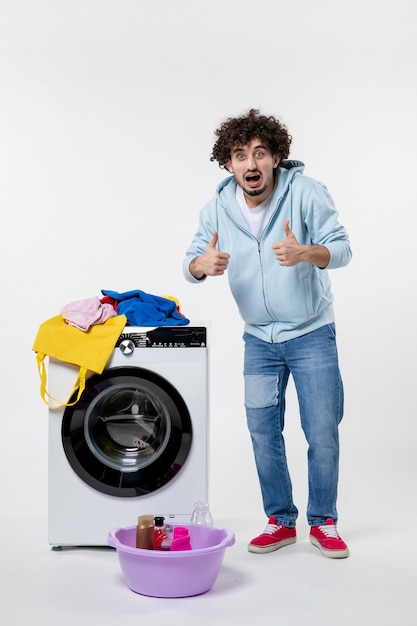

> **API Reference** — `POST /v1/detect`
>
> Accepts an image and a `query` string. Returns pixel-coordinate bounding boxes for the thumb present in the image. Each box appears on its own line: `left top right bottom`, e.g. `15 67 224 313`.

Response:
283 220 292 238
208 231 218 248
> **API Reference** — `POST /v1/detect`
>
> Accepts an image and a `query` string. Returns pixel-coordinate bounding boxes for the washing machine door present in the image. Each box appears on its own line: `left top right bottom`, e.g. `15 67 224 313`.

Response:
61 367 192 497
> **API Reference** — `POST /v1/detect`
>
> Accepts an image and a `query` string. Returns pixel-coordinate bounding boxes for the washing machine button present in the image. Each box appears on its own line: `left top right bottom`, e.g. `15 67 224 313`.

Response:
119 339 135 355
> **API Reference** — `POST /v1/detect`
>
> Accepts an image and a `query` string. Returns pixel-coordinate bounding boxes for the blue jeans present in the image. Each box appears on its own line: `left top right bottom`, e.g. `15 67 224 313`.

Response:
243 324 344 527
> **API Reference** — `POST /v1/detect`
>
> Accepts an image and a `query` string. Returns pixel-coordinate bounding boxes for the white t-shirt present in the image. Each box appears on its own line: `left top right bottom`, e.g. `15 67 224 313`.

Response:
236 184 273 241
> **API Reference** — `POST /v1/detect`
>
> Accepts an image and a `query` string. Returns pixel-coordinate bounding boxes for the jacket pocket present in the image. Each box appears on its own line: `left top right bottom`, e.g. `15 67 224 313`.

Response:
303 277 315 316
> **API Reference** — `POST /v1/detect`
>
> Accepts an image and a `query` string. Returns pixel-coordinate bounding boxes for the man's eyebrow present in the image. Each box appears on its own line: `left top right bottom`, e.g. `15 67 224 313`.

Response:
231 143 267 153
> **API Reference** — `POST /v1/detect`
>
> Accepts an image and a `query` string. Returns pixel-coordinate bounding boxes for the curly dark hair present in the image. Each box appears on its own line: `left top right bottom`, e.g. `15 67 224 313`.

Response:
210 108 292 169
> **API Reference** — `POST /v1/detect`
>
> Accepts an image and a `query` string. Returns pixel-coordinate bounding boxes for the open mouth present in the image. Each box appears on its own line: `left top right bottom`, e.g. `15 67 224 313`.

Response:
245 173 261 187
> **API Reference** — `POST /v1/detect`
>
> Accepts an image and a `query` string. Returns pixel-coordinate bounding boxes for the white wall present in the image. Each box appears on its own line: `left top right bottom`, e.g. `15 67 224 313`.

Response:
1 0 416 528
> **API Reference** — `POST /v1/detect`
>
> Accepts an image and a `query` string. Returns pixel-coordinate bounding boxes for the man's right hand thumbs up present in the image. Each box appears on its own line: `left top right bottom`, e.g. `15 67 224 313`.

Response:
208 231 219 249
189 231 230 279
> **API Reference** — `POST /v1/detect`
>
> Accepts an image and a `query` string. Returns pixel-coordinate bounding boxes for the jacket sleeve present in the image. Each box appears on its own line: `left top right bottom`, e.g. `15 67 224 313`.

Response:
182 200 217 283
302 180 352 270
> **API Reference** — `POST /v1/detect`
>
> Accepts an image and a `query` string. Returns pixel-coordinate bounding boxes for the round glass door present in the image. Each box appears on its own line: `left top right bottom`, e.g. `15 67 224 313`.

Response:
62 367 192 497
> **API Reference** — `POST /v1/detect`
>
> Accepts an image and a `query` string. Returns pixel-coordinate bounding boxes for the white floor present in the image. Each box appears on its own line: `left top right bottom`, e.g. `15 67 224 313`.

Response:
1 515 415 626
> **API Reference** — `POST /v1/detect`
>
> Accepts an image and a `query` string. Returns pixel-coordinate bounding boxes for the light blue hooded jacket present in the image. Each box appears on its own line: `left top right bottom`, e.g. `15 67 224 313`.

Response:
183 161 352 343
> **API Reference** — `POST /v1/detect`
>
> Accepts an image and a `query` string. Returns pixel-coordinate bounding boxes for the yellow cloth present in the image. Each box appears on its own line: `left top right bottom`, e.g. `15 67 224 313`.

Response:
32 314 127 408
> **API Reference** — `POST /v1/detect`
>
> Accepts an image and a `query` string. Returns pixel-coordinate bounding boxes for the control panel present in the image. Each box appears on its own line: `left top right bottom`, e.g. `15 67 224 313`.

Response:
116 326 207 349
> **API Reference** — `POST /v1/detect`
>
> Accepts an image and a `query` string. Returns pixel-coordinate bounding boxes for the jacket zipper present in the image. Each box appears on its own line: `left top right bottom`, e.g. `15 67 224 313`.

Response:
257 191 288 342
225 190 287 342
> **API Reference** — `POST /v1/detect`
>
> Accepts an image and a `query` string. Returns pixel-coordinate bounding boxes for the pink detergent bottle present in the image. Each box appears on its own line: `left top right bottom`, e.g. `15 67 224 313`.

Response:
170 526 192 551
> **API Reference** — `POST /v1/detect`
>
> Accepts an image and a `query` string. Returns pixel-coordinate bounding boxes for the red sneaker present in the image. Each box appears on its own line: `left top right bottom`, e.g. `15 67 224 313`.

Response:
248 516 296 553
309 518 349 558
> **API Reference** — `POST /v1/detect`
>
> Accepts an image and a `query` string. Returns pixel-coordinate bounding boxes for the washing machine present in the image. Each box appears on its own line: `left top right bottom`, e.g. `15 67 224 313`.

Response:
48 325 208 548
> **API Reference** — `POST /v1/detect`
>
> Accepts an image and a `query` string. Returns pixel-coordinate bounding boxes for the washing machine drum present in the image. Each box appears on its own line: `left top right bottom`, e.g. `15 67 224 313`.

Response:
61 367 192 497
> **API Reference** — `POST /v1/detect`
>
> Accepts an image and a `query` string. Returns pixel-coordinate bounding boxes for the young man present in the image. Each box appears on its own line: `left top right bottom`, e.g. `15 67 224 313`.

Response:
183 109 352 558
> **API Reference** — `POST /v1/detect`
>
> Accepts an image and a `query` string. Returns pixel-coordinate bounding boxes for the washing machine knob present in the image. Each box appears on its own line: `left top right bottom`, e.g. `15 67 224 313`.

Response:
119 339 135 355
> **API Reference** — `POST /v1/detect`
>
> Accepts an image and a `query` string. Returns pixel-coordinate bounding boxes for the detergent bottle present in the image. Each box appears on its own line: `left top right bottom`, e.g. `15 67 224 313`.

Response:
170 526 192 551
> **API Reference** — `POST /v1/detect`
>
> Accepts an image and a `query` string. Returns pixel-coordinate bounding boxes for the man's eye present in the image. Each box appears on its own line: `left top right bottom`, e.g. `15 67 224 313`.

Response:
255 151 264 158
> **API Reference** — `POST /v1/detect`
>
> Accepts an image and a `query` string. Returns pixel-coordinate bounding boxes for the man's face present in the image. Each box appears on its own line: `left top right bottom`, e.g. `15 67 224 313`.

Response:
226 137 280 207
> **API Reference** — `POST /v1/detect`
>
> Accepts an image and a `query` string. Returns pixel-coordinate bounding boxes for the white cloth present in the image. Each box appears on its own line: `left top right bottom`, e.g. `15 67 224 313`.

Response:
236 184 273 241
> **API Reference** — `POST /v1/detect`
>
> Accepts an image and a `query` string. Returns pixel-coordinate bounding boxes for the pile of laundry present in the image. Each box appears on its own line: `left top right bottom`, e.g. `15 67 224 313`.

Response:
61 289 190 331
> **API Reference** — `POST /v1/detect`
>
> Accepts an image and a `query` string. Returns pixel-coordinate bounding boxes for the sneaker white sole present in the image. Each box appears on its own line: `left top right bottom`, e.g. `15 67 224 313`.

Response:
309 535 349 558
248 536 296 554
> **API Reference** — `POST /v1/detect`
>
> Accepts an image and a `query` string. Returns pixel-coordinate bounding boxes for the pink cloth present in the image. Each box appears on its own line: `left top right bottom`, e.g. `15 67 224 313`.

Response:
60 296 117 331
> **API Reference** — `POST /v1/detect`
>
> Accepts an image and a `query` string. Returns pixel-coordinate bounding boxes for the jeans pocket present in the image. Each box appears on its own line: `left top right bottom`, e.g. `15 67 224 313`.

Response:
327 322 336 339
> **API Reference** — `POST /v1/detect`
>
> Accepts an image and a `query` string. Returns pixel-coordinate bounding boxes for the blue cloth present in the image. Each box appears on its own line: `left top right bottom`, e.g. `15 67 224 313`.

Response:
101 289 190 326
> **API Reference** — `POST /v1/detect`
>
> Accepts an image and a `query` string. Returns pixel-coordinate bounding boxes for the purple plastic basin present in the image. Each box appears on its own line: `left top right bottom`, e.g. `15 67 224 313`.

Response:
107 523 235 598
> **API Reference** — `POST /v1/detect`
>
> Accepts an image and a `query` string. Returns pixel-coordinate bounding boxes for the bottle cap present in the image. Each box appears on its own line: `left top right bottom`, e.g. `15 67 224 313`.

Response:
194 500 209 510
137 514 154 528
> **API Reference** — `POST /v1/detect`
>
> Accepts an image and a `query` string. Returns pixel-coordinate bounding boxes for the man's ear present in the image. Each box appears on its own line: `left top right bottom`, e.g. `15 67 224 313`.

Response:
273 155 281 168
225 159 233 173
